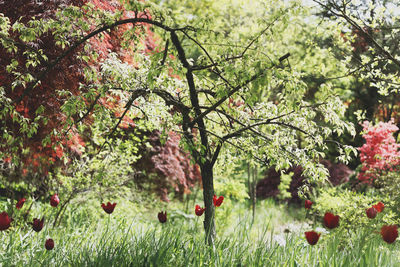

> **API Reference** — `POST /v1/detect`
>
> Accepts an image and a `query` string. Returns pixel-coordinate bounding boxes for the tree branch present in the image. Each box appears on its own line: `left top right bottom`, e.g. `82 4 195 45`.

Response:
313 0 400 69
64 92 103 136
13 18 177 104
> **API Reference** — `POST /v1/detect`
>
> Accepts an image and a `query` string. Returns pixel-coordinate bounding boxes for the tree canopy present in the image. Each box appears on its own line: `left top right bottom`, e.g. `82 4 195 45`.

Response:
0 0 371 244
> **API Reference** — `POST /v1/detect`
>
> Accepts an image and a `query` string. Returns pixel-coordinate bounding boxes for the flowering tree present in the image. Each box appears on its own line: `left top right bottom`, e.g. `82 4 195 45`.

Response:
0 0 356 245
358 120 400 182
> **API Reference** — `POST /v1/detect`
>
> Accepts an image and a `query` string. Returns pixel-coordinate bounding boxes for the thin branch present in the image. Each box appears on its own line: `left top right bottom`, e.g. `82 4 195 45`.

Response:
313 0 400 69
240 17 281 57
268 121 310 136
64 92 103 136
189 70 266 128
13 18 177 104
160 39 169 67
193 126 270 166
197 89 217 97
190 18 279 72
98 89 147 151
181 31 217 71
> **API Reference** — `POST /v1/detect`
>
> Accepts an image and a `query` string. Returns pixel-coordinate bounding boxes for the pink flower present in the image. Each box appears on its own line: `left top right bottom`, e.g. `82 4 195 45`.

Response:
358 120 400 182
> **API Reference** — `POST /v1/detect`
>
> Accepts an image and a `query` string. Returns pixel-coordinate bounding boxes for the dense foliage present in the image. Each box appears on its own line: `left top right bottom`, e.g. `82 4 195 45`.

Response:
358 120 400 182
0 0 201 204
1 0 400 262
134 130 201 201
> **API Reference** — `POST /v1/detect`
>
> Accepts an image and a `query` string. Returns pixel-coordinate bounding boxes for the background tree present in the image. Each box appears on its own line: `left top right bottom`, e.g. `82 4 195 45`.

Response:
313 0 400 128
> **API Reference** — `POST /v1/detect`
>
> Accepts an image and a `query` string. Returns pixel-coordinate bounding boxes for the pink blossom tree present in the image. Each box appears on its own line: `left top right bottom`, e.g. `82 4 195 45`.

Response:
358 120 400 182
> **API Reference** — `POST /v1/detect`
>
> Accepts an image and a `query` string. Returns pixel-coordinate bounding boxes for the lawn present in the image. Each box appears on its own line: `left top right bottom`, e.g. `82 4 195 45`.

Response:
1 198 399 266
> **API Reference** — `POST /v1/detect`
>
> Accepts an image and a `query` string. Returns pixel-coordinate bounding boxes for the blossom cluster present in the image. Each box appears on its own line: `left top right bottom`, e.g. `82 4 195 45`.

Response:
358 120 400 182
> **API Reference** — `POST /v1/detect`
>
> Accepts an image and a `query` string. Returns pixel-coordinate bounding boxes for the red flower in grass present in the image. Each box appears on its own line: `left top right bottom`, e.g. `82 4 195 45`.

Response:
16 198 26 209
381 225 398 244
32 218 44 232
213 195 224 207
101 202 117 214
195 205 205 216
305 231 321 245
158 211 167 223
323 212 340 229
366 207 377 219
0 212 11 231
304 200 313 209
373 202 384 213
50 194 60 207
45 239 54 250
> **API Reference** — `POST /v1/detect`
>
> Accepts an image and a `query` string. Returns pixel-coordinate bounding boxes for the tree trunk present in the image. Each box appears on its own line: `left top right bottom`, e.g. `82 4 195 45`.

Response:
200 160 216 246
252 165 257 225
248 163 257 226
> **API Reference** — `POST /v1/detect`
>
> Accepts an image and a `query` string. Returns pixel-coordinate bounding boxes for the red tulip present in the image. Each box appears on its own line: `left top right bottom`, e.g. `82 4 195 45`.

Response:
323 212 340 229
158 211 167 223
366 207 377 219
305 231 321 245
0 212 11 231
304 200 313 209
45 238 54 250
195 205 205 216
381 225 398 244
32 218 44 232
16 198 26 209
101 202 117 214
50 194 60 207
373 202 384 213
213 195 224 207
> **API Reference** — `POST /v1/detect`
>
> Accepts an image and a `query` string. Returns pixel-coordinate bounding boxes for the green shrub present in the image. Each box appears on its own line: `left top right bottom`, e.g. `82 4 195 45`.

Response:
373 169 400 216
312 186 399 245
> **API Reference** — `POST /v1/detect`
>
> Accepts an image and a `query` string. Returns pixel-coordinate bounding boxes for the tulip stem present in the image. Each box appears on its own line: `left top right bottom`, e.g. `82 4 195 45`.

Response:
53 192 74 227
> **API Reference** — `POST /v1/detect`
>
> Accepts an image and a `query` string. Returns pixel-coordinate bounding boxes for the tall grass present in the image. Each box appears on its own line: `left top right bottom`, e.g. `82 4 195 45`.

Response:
1 199 399 266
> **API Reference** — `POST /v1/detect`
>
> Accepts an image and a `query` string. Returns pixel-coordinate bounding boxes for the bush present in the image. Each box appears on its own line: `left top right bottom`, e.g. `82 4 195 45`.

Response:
373 168 400 219
312 186 399 244
256 161 352 203
134 130 201 202
358 120 400 183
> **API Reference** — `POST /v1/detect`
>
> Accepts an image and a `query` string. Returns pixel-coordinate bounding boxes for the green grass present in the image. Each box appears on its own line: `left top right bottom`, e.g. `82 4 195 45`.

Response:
1 198 399 266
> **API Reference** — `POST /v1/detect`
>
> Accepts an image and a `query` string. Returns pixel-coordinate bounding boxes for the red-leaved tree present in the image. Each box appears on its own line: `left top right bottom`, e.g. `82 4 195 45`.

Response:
0 0 200 202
